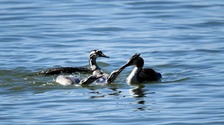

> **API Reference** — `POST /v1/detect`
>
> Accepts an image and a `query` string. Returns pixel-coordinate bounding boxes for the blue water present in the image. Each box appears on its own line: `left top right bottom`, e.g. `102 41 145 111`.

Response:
1 0 224 124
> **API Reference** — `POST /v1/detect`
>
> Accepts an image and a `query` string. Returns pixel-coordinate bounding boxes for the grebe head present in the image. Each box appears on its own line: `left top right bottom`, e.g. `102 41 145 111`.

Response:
123 53 144 68
90 50 109 59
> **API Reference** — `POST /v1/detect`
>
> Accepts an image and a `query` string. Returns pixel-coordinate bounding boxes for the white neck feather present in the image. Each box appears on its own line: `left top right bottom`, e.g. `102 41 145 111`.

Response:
126 67 142 84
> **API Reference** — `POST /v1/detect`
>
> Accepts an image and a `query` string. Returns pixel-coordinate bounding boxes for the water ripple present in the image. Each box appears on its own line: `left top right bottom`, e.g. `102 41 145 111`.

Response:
1 0 224 124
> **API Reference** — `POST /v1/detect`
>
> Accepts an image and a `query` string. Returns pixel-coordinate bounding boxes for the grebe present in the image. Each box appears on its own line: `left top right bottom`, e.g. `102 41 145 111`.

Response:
56 75 103 86
89 50 109 75
88 50 110 83
55 50 109 86
55 49 126 85
88 50 126 84
122 53 162 84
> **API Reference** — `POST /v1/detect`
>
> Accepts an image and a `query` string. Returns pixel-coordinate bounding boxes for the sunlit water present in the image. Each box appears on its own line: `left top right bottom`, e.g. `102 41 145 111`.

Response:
1 0 224 125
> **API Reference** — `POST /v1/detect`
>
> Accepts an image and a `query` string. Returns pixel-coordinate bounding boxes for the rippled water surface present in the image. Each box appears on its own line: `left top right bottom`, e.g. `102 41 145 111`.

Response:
1 0 224 125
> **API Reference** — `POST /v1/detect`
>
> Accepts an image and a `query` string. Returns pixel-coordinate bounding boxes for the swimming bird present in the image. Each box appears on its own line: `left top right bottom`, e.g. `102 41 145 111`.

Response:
89 49 109 75
88 50 110 83
55 50 110 85
56 75 103 86
122 53 162 84
88 49 127 84
39 50 109 76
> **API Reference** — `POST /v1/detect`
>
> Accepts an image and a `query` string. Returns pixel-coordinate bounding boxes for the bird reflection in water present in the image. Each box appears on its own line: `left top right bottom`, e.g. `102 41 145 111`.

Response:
129 84 146 98
129 85 155 111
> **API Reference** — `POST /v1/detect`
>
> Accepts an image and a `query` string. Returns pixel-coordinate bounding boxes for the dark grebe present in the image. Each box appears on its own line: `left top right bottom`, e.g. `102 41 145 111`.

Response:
122 53 162 84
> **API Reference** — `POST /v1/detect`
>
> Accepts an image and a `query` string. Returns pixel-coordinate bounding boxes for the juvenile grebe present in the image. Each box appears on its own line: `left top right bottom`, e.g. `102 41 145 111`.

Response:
56 75 103 86
88 50 127 84
89 50 109 75
56 50 109 86
122 53 162 84
88 49 129 84
55 49 126 85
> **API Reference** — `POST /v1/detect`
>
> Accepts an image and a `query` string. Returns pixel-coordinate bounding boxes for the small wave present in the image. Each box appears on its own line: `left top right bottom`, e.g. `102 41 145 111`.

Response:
161 74 191 84
190 20 224 28
84 27 127 32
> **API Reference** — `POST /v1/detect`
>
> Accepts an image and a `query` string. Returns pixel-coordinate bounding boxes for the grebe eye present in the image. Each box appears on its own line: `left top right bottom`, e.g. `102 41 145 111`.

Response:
98 51 103 55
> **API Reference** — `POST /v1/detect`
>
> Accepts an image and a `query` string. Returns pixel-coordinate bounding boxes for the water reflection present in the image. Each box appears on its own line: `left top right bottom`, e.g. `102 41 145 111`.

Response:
89 86 121 99
129 85 147 111
129 84 146 98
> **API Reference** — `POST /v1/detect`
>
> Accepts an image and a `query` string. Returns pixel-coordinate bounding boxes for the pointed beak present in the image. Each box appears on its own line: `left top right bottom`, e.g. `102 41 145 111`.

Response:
101 53 110 58
123 59 133 68
118 62 131 71
125 63 130 67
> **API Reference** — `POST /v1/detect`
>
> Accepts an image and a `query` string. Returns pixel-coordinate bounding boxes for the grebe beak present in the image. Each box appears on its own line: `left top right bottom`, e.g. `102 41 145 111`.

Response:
121 63 130 69
100 53 110 58
122 53 141 68
121 61 133 69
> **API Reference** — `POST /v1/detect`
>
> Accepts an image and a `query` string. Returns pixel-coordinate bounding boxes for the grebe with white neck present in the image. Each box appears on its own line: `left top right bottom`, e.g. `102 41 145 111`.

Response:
55 49 123 85
89 50 109 83
88 50 126 84
55 50 109 86
122 53 162 84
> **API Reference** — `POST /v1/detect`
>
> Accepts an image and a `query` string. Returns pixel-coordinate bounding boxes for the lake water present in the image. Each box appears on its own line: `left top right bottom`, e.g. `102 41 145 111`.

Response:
0 0 224 124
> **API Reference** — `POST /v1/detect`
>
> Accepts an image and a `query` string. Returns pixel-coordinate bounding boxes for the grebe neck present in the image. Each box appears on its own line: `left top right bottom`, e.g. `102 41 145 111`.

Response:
136 57 144 67
89 57 101 71
126 66 142 84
